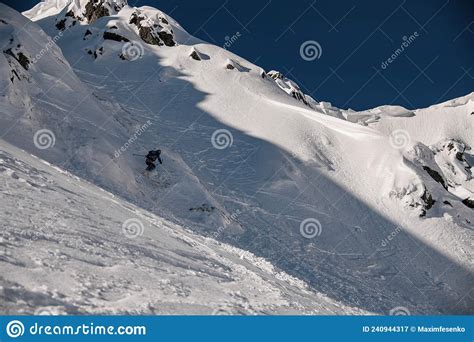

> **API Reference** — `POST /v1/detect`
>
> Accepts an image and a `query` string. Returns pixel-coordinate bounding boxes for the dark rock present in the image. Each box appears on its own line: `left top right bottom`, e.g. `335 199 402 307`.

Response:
84 0 110 23
455 152 464 162
55 19 66 31
65 10 75 17
129 10 176 47
16 52 29 70
138 26 162 45
420 189 435 217
157 31 175 46
103 31 129 42
267 71 284 80
190 50 201 61
129 11 145 25
226 63 235 70
83 29 92 39
0 19 8 25
160 17 169 24
443 200 453 207
11 69 19 82
3 48 29 70
422 166 447 190
462 197 474 209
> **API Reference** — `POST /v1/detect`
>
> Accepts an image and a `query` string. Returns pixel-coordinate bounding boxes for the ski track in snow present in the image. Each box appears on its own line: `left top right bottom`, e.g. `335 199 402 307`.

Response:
1 142 368 315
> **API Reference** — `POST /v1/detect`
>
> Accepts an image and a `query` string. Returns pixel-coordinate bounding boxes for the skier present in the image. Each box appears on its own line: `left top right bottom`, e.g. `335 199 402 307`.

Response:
145 149 163 171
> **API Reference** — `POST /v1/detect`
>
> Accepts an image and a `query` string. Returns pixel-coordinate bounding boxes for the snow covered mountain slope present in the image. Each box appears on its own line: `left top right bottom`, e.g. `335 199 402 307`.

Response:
1 139 365 314
0 0 472 315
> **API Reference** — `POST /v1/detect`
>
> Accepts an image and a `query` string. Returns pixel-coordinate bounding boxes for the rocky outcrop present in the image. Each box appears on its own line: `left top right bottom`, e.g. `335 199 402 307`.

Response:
422 166 447 190
103 31 129 42
190 48 201 61
267 70 315 108
84 0 126 23
462 197 474 209
4 48 30 70
128 10 176 47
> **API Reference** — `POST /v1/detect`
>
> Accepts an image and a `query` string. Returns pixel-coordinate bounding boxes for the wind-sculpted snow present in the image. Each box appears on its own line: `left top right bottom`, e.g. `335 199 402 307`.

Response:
0 1 472 315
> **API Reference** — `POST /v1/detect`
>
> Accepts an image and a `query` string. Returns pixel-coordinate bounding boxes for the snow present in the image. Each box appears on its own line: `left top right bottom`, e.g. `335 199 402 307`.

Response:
0 0 473 315
1 139 364 314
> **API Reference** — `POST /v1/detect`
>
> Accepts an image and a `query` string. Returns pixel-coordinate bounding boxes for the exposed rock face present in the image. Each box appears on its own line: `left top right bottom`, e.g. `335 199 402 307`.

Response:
190 49 201 61
84 0 126 23
462 197 474 208
128 10 176 47
401 139 474 217
267 70 314 108
422 166 448 190
83 29 92 40
51 0 127 31
4 48 30 70
103 31 129 42
420 189 435 216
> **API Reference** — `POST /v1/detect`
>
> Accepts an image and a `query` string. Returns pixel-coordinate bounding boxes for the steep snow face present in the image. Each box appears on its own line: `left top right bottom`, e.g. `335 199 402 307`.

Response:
0 1 472 315
1 140 366 315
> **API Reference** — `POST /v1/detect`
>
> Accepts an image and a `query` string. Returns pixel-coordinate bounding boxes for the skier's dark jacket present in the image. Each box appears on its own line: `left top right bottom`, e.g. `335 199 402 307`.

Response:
146 150 163 165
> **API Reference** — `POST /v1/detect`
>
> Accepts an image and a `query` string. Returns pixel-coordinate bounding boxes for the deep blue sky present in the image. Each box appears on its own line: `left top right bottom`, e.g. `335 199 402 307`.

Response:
4 0 473 110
